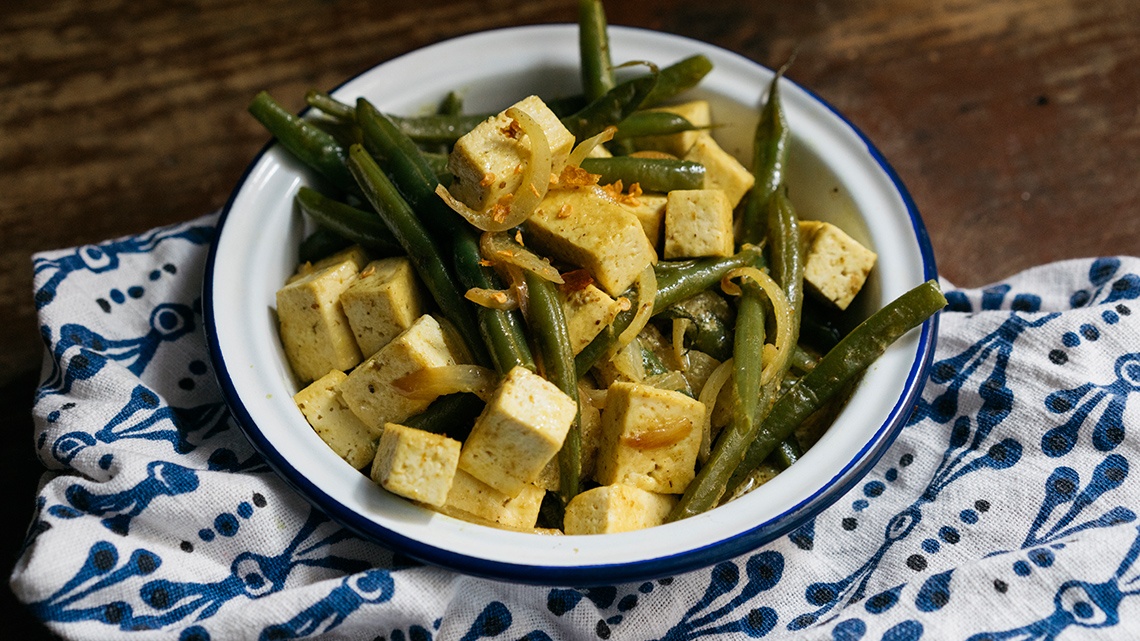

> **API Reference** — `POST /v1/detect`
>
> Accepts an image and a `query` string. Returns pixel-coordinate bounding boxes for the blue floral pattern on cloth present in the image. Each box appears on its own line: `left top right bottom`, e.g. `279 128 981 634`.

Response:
12 214 1140 640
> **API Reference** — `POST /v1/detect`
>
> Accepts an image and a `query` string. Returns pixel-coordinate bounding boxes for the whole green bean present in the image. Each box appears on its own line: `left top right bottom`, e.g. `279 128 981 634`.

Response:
575 245 764 377
298 227 352 264
579 157 705 193
305 89 355 122
345 144 491 367
355 99 534 374
561 69 657 142
386 113 488 146
403 393 484 442
294 186 403 257
525 271 582 503
578 0 615 102
248 91 356 194
739 67 790 246
613 111 701 140
724 279 947 496
640 54 715 109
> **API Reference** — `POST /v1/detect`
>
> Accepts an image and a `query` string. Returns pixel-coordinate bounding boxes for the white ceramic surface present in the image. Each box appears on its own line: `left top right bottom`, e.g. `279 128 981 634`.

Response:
204 24 938 585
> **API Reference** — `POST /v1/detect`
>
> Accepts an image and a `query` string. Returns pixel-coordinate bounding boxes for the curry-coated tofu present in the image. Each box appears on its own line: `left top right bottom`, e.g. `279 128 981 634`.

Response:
459 366 578 496
620 193 667 251
635 100 711 157
338 314 463 431
683 133 755 208
663 189 735 259
289 245 371 284
526 186 657 296
276 258 363 383
293 370 378 470
340 257 426 358
563 483 678 535
435 469 545 531
800 220 878 310
446 95 575 214
595 381 706 494
562 283 624 355
536 379 604 491
370 423 460 507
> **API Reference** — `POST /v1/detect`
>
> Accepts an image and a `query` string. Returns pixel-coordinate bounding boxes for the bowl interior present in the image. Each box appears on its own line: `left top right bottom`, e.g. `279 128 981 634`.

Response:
206 24 936 584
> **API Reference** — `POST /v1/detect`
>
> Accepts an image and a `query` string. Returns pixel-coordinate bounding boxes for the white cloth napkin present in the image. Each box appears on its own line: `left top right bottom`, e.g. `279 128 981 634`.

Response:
12 213 1140 640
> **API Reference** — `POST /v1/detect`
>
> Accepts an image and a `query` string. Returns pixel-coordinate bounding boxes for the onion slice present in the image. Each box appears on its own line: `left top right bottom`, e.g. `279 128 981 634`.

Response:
564 125 616 171
610 265 657 358
480 231 563 284
465 287 519 310
697 357 734 464
391 365 499 402
721 266 794 387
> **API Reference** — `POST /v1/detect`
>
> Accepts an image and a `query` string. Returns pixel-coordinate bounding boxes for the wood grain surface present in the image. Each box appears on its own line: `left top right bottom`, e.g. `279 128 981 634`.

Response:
2 0 1137 633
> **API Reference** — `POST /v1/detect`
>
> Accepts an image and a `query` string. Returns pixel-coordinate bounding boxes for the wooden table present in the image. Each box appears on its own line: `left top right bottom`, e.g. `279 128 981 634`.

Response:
3 0 1137 633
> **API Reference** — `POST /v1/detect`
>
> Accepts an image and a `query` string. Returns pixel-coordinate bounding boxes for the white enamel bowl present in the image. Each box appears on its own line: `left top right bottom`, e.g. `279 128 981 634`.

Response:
205 24 938 585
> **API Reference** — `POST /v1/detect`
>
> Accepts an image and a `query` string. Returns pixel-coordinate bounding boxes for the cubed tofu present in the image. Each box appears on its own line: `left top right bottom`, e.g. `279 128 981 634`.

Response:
288 245 370 284
563 483 678 534
340 257 426 357
595 381 705 494
683 134 755 208
338 314 464 431
459 366 578 496
563 284 624 355
293 370 378 469
620 193 668 251
370 423 461 507
435 469 545 531
800 220 878 310
526 186 657 296
635 100 711 157
446 95 575 216
276 258 363 383
536 379 604 491
663 189 735 259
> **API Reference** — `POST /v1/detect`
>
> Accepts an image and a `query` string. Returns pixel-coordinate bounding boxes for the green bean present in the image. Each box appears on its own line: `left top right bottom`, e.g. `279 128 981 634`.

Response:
294 186 403 257
561 68 657 142
723 279 947 496
403 393 484 442
739 67 790 246
305 89 355 122
579 157 705 192
438 91 464 116
656 290 735 361
575 245 764 377
248 91 356 194
640 54 715 109
298 227 352 264
668 274 771 521
386 113 488 146
345 144 491 367
525 272 582 503
578 0 615 102
613 111 701 140
355 99 534 374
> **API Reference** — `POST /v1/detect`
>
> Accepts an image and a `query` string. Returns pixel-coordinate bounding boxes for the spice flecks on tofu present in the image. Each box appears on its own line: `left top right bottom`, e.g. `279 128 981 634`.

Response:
276 257 363 383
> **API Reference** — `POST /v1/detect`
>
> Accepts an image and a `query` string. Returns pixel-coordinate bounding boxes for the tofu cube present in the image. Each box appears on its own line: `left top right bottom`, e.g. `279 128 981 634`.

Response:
435 469 545 531
340 257 426 357
683 133 755 208
276 258 363 383
595 381 705 494
338 315 463 431
563 484 678 535
663 189 735 259
446 95 575 215
526 186 657 296
370 423 461 507
536 379 604 491
635 100 711 157
620 193 668 251
563 284 624 355
293 370 378 469
459 366 577 496
288 244 370 284
800 220 878 310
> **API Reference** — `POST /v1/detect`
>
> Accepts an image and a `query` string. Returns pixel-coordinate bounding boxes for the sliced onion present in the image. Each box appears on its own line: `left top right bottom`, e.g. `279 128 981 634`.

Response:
721 266 794 387
610 265 657 358
435 104 553 232
480 231 563 284
645 370 690 394
621 416 693 450
609 339 646 382
465 287 519 310
564 125 617 170
391 365 498 402
697 357 734 464
580 384 609 410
